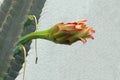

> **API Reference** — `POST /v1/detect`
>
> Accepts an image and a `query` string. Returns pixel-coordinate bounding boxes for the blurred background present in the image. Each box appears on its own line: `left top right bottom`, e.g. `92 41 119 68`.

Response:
1 0 120 80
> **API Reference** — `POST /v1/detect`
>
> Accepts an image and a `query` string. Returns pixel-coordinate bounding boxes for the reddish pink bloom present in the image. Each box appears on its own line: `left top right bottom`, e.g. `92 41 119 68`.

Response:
48 19 95 45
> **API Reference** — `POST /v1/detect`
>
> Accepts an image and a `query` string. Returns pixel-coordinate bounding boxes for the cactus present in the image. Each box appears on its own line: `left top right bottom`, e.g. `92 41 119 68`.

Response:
0 0 46 80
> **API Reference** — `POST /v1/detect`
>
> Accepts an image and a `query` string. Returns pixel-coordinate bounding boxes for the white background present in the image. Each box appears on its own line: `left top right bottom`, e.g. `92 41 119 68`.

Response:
1 0 120 80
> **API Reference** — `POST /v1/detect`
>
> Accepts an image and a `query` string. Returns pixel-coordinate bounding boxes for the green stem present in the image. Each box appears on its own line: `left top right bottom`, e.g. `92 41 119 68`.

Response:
17 30 50 45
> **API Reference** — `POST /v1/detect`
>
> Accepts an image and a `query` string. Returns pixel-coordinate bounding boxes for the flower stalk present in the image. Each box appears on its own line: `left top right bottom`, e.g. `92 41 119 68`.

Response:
17 30 50 45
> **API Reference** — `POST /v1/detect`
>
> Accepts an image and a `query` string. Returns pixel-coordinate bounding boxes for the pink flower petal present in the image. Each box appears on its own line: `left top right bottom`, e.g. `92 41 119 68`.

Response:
67 22 77 25
90 36 94 40
70 26 76 29
75 25 82 31
78 19 87 23
72 22 77 25
91 29 95 33
75 25 82 29
89 29 95 35
81 39 87 44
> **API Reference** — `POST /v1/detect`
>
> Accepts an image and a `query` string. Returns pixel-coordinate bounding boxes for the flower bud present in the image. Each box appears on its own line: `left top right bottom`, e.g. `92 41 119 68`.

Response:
18 20 95 45
48 19 95 45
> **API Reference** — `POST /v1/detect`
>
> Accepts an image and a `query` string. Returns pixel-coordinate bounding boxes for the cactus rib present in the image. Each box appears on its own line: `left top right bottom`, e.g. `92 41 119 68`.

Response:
0 0 46 80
